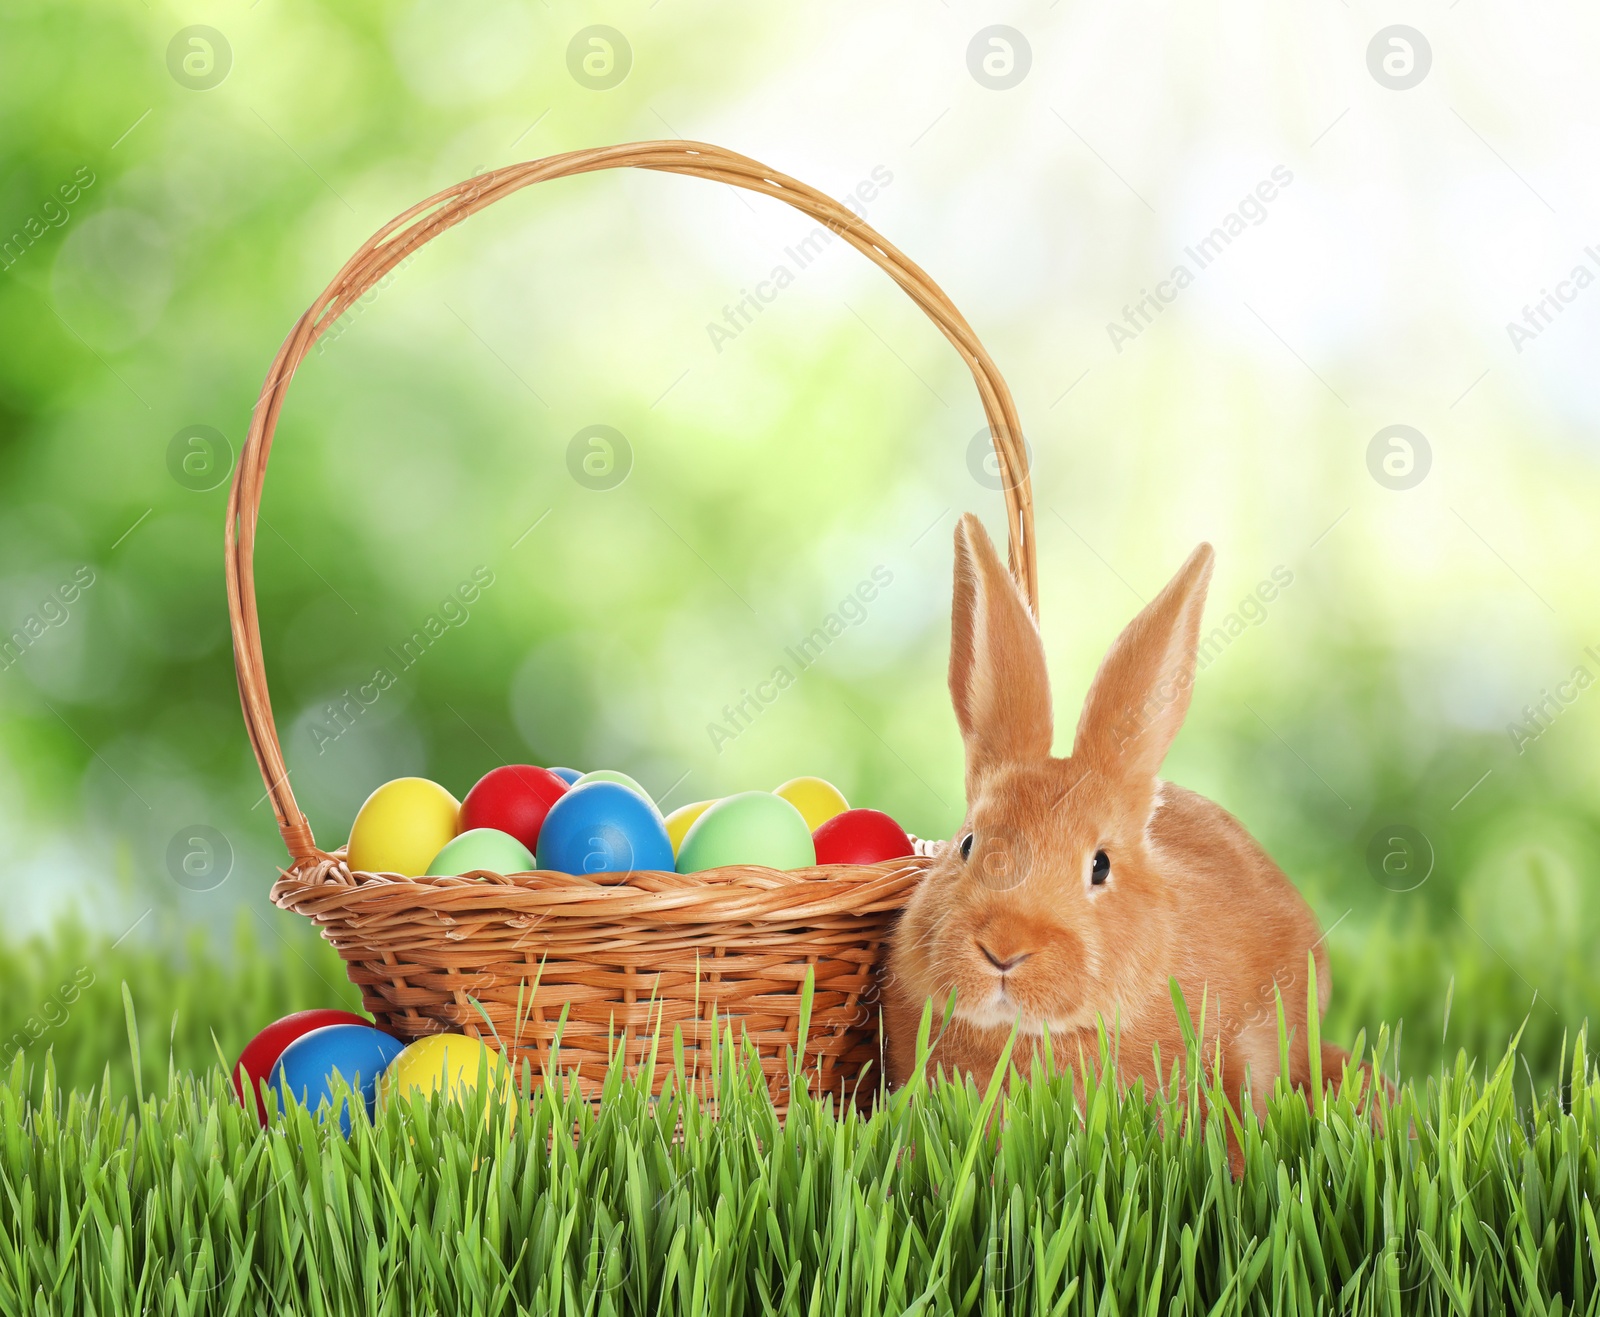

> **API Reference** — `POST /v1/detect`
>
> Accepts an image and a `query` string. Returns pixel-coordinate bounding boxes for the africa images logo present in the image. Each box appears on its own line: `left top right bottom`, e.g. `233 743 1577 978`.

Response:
1106 166 1294 352
703 166 894 353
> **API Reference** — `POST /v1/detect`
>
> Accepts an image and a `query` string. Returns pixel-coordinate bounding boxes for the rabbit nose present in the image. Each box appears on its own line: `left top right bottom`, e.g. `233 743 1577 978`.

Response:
978 943 1031 974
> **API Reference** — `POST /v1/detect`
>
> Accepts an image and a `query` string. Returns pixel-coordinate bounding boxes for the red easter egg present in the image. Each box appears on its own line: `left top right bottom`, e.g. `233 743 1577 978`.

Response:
812 808 915 866
459 765 569 853
233 1009 372 1124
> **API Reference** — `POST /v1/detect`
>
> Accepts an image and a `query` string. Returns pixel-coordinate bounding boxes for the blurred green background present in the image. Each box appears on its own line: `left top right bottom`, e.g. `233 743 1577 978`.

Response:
2 0 1596 1094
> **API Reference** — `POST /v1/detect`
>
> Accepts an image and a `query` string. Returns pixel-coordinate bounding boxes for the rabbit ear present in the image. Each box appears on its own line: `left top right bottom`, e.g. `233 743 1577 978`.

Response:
1072 543 1215 793
949 513 1053 780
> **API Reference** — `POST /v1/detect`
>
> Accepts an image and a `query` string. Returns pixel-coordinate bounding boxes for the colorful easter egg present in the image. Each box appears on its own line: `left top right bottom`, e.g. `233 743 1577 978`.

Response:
664 799 715 855
547 767 583 785
270 1023 405 1134
535 781 675 875
458 765 568 852
773 776 850 831
346 777 460 876
233 1009 373 1125
425 827 535 877
377 1033 516 1114
572 769 655 810
676 791 816 874
812 808 915 866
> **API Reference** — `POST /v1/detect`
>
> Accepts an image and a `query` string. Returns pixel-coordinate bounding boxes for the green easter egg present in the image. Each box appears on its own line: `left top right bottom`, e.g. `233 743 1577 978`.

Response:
573 770 657 811
426 827 535 878
676 791 816 874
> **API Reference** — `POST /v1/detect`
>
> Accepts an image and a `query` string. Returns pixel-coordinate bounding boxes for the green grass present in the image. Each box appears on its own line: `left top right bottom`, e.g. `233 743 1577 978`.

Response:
1 906 1590 1106
3 970 1600 1315
4 919 1599 1313
1 916 364 1102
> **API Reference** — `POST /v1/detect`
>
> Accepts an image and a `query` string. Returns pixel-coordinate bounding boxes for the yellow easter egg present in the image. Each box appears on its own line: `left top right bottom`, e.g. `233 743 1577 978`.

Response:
664 799 715 855
346 778 460 877
773 777 849 831
376 1033 517 1115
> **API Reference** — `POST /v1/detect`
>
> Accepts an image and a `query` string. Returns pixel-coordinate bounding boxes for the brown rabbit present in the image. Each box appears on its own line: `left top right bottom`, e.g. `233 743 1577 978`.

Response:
885 513 1359 1144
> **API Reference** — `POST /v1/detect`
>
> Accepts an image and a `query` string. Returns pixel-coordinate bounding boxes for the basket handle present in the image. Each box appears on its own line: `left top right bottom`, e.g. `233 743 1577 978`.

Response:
226 140 1038 865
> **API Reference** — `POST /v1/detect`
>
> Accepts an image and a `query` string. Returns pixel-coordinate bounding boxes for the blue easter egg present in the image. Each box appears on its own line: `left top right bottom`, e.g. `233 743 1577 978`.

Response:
535 781 674 876
270 1023 405 1135
547 767 583 785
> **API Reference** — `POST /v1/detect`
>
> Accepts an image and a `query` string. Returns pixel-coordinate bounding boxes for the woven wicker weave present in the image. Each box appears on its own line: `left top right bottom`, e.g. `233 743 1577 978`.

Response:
225 141 1038 1108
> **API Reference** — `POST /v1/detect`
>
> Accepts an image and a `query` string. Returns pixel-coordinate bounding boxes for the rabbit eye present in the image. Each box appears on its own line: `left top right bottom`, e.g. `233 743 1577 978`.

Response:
959 833 974 861
1091 850 1110 886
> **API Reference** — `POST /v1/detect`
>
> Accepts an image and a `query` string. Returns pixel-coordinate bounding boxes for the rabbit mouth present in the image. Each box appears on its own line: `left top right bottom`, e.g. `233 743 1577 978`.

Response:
953 977 1101 1036
959 994 1032 1030
957 984 1067 1034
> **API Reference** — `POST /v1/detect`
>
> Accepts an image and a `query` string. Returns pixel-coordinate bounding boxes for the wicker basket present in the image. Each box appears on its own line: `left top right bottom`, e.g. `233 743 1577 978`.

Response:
225 140 1039 1109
